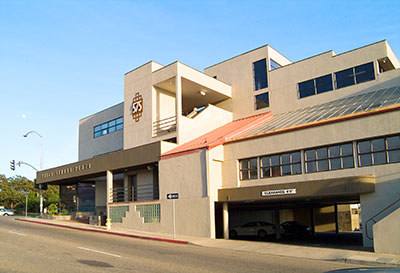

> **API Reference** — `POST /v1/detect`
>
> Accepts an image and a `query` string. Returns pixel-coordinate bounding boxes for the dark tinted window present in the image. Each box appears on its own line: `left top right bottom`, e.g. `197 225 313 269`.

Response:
253 59 268 90
355 62 375 83
93 116 123 138
315 74 333 94
298 79 315 98
255 93 270 109
306 143 354 173
335 68 355 88
357 135 400 166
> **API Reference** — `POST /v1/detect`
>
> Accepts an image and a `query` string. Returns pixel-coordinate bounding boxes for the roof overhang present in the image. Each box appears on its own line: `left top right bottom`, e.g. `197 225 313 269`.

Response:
36 142 161 185
218 175 375 203
152 62 232 112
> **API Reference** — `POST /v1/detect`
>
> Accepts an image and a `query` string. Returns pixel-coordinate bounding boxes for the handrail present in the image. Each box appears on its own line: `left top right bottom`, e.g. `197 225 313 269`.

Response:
365 198 400 240
153 115 177 136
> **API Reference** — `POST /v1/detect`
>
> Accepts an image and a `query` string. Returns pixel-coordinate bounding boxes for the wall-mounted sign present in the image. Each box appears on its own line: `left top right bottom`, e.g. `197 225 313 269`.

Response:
167 193 179 200
261 188 296 197
131 92 143 122
41 163 92 179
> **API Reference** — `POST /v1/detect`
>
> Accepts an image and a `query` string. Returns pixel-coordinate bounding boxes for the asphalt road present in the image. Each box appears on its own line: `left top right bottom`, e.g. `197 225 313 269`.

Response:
0 217 368 273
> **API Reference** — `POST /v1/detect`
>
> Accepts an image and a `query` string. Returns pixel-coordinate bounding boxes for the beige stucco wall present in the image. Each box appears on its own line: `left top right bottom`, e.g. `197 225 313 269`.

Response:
124 61 163 150
373 208 400 255
205 41 400 119
268 44 400 115
113 150 214 238
113 197 212 238
179 105 233 144
79 102 124 160
204 46 270 119
160 150 208 198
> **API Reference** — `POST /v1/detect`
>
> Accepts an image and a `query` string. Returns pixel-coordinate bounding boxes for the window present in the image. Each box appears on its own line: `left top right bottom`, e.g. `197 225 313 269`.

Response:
260 151 301 178
357 135 400 167
270 59 281 70
298 79 315 98
94 116 123 138
239 158 258 180
305 143 354 173
298 74 333 98
315 74 333 94
335 62 375 89
253 59 268 90
255 93 270 110
354 62 375 83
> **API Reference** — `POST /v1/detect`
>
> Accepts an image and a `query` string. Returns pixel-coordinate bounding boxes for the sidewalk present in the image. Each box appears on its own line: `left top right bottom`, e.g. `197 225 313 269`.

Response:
15 217 400 267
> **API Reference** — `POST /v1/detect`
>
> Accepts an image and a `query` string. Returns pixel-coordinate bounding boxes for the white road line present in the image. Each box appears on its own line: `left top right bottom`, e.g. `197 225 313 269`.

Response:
77 247 121 258
9 230 26 236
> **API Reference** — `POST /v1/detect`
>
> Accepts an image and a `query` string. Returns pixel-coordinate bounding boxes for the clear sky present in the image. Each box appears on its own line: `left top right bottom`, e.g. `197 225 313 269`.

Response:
1 0 400 180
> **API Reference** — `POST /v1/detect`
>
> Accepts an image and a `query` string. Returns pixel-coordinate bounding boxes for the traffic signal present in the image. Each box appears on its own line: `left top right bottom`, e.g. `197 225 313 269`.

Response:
10 160 15 171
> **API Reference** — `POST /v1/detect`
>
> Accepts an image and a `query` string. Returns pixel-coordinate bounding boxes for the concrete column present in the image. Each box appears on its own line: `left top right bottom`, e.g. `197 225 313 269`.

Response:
275 208 281 240
175 66 182 144
334 204 339 235
106 170 113 218
310 207 316 238
124 174 129 202
222 202 229 239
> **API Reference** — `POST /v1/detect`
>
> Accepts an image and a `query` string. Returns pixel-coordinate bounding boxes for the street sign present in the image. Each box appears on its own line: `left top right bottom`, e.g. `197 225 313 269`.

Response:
167 193 179 200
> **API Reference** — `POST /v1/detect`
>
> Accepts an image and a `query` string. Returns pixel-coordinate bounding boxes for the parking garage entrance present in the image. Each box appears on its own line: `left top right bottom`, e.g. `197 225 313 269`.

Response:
215 175 375 249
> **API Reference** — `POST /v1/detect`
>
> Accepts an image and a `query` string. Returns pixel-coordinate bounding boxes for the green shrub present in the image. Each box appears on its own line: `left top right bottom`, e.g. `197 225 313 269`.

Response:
47 203 58 215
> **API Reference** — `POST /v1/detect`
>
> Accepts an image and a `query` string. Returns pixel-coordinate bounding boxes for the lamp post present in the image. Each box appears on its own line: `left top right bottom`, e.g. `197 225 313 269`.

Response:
23 130 44 216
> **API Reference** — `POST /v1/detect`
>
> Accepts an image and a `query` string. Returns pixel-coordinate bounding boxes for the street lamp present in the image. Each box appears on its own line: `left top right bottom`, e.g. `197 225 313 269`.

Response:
23 130 44 216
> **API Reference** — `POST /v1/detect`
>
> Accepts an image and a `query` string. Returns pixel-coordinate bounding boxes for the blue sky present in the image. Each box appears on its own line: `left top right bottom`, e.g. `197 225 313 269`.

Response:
1 0 400 180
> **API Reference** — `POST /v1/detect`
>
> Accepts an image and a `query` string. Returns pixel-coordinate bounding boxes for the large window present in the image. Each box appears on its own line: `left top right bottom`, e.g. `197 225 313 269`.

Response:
335 62 375 89
298 74 333 98
260 151 301 178
94 117 123 138
357 135 400 167
255 93 270 110
253 59 268 91
305 143 354 173
239 158 258 180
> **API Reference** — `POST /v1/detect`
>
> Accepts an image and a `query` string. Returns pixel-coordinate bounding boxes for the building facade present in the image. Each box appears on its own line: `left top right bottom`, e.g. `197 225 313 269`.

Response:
37 40 400 254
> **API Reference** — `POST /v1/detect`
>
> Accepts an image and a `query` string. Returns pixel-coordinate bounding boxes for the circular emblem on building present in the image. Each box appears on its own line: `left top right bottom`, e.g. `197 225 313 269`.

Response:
131 92 143 122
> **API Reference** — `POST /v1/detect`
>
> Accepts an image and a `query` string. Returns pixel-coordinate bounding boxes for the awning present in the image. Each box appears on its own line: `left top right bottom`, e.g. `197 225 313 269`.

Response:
36 142 161 185
218 175 375 203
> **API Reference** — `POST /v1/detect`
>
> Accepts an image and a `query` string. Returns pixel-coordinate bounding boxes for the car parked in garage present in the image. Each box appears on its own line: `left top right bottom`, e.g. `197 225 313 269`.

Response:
280 221 311 238
229 221 275 239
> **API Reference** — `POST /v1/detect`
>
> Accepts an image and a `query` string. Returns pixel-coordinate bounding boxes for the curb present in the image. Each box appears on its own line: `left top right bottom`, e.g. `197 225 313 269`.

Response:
16 218 189 245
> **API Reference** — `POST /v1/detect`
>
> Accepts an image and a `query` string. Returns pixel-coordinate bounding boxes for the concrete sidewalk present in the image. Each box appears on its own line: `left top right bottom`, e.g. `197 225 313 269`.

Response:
15 217 400 267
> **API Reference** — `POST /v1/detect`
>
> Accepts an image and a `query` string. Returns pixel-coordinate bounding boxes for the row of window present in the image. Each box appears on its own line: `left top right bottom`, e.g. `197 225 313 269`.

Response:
239 135 400 180
93 117 123 138
298 62 375 99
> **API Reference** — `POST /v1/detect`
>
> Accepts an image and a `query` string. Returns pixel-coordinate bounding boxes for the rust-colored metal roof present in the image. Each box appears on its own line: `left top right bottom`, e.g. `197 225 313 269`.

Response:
161 112 272 159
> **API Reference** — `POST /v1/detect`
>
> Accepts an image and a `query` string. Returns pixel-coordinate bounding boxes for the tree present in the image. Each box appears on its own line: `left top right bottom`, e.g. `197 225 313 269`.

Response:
0 175 59 212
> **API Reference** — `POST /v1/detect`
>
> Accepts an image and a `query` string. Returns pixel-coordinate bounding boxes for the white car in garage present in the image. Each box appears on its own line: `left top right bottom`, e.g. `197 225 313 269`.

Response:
229 221 276 239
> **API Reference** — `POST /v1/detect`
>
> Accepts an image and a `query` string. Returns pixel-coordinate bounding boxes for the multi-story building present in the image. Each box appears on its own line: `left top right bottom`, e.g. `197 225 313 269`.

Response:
37 40 400 254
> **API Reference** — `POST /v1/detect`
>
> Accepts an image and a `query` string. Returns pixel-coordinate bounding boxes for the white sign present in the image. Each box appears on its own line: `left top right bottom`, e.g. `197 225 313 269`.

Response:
261 188 296 197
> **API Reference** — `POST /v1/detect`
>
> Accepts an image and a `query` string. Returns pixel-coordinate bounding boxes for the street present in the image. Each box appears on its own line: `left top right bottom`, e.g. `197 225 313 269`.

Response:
0 217 367 273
